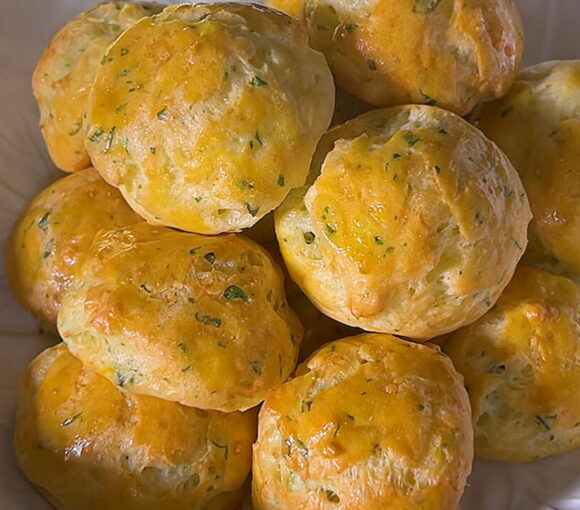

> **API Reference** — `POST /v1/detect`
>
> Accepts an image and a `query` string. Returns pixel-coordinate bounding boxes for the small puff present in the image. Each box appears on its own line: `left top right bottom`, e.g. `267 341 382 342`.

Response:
471 60 580 278
32 2 164 172
5 168 141 324
57 223 303 412
252 333 473 510
14 344 256 510
443 266 580 462
275 105 531 338
85 2 335 234
267 0 523 115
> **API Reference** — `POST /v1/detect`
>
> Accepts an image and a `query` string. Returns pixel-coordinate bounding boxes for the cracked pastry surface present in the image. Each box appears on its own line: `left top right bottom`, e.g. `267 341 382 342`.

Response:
275 105 531 338
252 333 473 510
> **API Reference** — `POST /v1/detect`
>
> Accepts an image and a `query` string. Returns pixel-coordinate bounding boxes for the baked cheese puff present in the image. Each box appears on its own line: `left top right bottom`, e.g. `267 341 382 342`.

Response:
15 344 256 510
443 266 580 462
32 2 163 172
57 223 303 412
5 168 141 325
252 333 473 510
267 0 523 115
85 3 335 235
275 106 531 338
471 61 580 277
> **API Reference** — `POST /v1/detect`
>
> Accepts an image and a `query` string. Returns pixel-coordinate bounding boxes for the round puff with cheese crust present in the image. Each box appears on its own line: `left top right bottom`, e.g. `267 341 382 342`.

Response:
85 2 335 235
252 333 473 510
471 61 580 278
5 168 141 325
32 2 164 172
14 343 256 510
57 223 303 412
267 0 523 115
275 106 531 338
443 266 580 462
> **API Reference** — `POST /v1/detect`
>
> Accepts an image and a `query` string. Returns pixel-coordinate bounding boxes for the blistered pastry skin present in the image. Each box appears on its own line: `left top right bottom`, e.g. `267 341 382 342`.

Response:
472 61 580 278
32 2 163 172
5 168 141 325
85 2 335 234
57 223 303 412
443 266 580 462
276 106 531 338
252 333 473 510
267 0 523 115
14 344 256 510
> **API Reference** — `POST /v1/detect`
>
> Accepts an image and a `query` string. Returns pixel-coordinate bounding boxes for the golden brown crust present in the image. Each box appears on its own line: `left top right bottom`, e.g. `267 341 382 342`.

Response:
5 168 141 324
85 3 335 234
275 105 531 338
471 61 580 278
268 0 523 115
443 266 580 462
57 223 303 412
252 333 473 510
32 2 163 172
15 344 256 510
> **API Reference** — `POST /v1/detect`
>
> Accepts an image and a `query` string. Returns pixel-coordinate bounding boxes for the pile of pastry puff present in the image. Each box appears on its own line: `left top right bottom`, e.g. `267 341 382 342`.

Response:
5 1 579 509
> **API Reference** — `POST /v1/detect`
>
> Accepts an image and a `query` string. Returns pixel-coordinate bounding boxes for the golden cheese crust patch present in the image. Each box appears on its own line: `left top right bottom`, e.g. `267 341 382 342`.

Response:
85 2 335 234
275 105 531 338
5 168 141 325
32 2 163 172
57 223 303 412
15 344 256 510
443 266 580 462
267 0 523 115
252 333 473 510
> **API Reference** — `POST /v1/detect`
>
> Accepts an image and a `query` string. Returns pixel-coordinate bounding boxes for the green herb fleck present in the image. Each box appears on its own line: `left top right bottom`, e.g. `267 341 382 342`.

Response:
277 174 285 187
413 0 442 14
474 211 484 224
246 203 260 217
367 59 377 71
157 107 168 120
103 126 116 153
403 132 421 146
254 131 263 146
324 490 340 503
301 399 313 412
392 153 401 159
250 359 263 375
88 127 104 143
178 343 187 353
189 247 202 255
223 285 249 302
489 364 506 374
204 252 215 264
120 48 129 56
325 224 336 235
68 121 82 136
42 239 55 259
240 180 254 189
303 231 316 244
211 439 229 460
195 312 221 328
139 283 152 293
345 22 358 32
148 146 157 154
385 246 395 254
374 235 384 245
37 212 50 231
535 415 557 431
250 75 268 87
434 165 441 174
417 403 425 411
60 412 82 427
438 127 448 134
